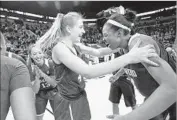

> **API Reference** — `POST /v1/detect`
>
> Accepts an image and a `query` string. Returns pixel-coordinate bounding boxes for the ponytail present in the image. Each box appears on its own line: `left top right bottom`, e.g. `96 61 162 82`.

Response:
36 13 64 54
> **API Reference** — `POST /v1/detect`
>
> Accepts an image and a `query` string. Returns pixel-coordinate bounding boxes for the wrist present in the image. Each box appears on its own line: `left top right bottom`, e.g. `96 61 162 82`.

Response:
124 53 132 64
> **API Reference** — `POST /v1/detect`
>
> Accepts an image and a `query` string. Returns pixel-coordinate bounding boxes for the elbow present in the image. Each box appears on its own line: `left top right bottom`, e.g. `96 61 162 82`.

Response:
82 73 93 79
162 83 176 97
81 69 95 79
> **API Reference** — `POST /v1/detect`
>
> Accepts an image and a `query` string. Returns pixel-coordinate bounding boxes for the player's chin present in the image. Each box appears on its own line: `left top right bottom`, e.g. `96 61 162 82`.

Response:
75 38 81 43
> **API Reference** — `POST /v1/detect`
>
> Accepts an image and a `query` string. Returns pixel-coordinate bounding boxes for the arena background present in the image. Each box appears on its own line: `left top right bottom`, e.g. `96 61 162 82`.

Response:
1 1 176 120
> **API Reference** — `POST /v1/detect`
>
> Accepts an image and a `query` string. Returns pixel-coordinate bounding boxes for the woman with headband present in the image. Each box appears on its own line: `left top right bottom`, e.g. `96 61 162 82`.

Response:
76 6 176 120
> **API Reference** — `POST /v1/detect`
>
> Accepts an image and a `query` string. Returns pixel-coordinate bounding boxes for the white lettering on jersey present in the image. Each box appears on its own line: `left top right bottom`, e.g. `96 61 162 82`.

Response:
124 68 137 77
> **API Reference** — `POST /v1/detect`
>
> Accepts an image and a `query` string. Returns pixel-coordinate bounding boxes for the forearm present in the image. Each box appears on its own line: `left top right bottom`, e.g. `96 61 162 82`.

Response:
81 46 118 57
113 68 125 79
124 84 176 120
82 46 101 57
32 80 40 93
41 74 57 87
84 54 131 78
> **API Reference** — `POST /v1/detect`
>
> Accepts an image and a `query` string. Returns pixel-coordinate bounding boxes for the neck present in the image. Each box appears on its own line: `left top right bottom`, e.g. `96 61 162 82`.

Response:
61 37 73 47
123 34 131 51
126 34 132 43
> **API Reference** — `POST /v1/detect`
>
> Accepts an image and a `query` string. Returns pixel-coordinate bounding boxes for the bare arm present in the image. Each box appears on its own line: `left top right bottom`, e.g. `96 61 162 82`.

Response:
113 68 125 79
120 38 177 120
10 87 36 120
53 43 131 79
10 60 36 120
74 43 120 57
109 68 125 83
34 65 57 87
52 42 158 79
31 78 40 94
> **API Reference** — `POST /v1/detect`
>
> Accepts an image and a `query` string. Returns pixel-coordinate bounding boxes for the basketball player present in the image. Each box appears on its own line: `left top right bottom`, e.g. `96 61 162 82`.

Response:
27 44 57 120
1 32 36 120
101 6 176 120
36 12 158 120
74 6 176 120
107 51 137 119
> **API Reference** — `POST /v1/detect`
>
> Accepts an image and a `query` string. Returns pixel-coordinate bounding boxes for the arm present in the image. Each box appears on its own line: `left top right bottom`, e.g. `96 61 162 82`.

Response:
109 68 125 83
53 43 132 79
31 77 40 94
10 61 36 120
113 68 125 78
74 43 120 57
10 87 36 120
52 42 157 79
35 66 57 87
121 38 177 120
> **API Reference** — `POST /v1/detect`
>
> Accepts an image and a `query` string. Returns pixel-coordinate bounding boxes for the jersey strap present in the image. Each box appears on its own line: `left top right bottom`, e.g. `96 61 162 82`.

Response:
8 52 12 58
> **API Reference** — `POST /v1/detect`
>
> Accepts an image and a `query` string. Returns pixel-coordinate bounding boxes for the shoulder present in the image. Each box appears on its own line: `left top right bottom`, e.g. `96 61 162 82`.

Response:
52 42 68 64
129 34 160 55
53 42 67 54
130 34 155 46
1 55 23 67
12 53 26 64
5 52 26 65
1 55 28 76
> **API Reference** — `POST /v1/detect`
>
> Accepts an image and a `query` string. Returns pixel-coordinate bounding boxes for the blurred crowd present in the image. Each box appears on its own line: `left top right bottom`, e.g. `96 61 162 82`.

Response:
0 18 51 59
0 15 176 60
136 19 176 49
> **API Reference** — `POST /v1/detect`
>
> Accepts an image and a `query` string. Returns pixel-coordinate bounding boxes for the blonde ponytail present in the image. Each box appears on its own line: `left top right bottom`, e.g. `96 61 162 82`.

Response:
36 13 64 54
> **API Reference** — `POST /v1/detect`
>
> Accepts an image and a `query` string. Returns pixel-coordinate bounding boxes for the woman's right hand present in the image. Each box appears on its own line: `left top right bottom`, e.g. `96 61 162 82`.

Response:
127 40 159 66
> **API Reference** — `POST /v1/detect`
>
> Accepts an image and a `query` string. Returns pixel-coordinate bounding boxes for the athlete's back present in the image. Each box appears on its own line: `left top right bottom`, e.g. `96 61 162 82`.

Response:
125 33 176 97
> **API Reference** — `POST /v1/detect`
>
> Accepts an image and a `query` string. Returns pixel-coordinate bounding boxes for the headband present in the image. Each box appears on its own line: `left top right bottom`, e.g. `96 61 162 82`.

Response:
107 19 131 31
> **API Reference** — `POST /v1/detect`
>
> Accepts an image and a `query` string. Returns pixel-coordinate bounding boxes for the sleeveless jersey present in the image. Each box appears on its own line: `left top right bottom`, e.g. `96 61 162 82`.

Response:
32 59 54 91
124 33 176 97
53 43 86 100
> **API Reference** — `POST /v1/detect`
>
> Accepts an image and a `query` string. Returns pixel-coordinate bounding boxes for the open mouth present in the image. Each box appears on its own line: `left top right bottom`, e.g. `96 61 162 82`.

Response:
35 58 43 62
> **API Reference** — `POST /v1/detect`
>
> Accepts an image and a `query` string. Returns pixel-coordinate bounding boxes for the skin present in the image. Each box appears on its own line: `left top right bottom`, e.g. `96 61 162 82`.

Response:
1 32 36 120
30 46 56 120
10 87 37 120
30 46 56 87
101 24 177 120
52 18 158 80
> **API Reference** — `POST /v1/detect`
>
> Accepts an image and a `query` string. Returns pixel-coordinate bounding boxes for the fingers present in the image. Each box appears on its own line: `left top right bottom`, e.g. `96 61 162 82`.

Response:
132 39 141 48
143 58 159 67
147 52 159 58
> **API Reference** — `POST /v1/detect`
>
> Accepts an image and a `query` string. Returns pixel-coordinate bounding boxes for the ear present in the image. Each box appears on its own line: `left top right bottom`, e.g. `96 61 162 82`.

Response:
66 26 71 34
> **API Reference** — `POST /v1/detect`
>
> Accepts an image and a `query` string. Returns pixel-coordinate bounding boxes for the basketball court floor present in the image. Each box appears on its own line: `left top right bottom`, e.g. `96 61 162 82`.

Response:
6 74 145 120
